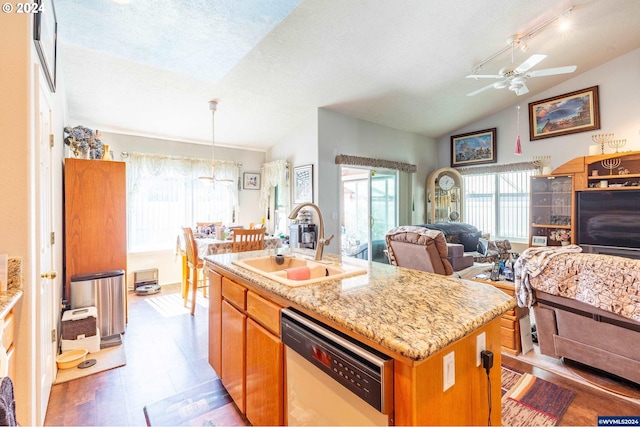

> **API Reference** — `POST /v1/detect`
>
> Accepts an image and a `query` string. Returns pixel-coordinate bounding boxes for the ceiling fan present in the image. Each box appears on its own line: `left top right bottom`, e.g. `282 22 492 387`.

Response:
466 48 577 97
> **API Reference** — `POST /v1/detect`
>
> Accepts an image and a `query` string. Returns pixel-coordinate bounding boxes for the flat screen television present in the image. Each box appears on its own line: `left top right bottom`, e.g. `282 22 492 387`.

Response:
577 190 640 250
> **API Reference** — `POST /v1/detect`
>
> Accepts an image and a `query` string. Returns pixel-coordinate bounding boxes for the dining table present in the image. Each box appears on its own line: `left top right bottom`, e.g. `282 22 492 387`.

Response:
176 234 283 296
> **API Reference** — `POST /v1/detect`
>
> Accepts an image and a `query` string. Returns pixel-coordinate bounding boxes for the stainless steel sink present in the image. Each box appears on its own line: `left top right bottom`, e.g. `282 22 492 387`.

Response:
231 254 367 287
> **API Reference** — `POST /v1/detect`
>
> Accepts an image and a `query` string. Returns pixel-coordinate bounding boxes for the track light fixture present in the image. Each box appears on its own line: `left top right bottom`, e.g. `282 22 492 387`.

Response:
470 6 573 75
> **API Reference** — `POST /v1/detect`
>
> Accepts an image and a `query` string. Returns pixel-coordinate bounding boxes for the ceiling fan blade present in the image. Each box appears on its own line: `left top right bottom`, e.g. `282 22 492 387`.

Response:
514 54 547 73
467 82 496 96
528 65 577 77
466 74 503 79
515 83 530 96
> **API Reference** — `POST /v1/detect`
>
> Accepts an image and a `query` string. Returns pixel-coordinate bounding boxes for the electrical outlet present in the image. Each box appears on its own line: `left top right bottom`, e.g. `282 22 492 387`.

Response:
476 332 486 367
443 351 455 391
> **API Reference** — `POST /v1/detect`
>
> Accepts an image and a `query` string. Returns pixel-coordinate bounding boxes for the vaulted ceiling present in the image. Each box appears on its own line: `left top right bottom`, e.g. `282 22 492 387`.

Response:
56 0 640 151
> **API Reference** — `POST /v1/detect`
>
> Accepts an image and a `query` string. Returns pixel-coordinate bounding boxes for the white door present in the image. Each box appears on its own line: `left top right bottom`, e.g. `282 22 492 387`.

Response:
36 71 56 424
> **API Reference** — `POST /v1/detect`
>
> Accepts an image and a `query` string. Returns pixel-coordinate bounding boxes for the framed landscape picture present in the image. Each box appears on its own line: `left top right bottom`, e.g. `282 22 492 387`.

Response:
529 86 600 140
451 128 497 167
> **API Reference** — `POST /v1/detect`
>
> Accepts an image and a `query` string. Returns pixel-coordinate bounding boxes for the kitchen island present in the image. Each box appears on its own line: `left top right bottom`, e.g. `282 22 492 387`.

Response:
205 248 514 426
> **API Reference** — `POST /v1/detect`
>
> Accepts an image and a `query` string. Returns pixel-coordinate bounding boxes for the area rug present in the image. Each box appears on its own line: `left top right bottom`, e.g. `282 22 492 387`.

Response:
54 345 126 384
564 359 640 399
502 366 576 426
143 379 246 426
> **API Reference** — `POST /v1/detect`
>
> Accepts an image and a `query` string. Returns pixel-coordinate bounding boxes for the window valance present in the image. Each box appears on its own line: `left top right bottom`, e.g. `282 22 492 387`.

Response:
335 154 417 173
457 161 536 175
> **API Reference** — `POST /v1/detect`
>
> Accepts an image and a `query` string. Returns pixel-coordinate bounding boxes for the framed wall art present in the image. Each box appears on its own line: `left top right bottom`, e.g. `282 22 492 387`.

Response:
531 236 547 247
33 0 57 93
293 164 313 203
243 172 261 190
451 128 497 167
529 86 600 141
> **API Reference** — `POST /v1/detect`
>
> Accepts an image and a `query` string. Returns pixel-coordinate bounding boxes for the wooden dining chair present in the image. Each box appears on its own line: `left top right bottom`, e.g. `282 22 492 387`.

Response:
232 228 266 252
181 227 208 315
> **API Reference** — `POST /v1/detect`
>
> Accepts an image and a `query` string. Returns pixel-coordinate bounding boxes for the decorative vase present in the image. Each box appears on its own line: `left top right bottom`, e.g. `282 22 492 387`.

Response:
76 148 90 159
102 145 113 161
561 241 570 246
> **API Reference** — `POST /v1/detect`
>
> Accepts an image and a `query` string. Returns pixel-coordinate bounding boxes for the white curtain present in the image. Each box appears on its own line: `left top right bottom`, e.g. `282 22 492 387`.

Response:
261 159 290 235
125 152 239 252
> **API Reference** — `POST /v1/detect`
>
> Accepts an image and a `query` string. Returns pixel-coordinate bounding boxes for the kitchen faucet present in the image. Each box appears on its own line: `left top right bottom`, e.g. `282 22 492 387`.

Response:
288 202 334 261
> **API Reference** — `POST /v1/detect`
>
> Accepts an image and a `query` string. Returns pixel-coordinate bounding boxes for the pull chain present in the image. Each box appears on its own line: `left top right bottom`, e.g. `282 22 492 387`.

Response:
515 105 523 155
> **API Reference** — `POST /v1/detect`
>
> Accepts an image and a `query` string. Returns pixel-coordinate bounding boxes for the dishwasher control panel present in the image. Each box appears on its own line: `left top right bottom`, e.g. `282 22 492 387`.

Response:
281 308 393 414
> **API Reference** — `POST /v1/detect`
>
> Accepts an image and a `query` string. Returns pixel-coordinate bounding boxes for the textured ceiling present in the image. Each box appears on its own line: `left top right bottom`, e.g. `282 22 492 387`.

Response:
56 0 640 151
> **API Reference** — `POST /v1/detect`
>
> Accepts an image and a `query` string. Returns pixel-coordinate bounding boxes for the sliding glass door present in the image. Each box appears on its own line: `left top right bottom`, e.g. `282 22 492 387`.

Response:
340 167 397 263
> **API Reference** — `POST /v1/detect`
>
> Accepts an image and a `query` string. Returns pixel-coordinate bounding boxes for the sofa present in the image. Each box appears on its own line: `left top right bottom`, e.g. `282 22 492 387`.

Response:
385 226 453 276
417 222 514 269
515 247 640 384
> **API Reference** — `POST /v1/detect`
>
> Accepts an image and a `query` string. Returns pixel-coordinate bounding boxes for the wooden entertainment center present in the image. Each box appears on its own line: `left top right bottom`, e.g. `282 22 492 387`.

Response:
530 151 640 247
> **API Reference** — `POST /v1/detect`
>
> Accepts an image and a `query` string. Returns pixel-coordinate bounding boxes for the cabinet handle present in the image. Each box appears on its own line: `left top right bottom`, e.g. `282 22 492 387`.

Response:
41 271 57 279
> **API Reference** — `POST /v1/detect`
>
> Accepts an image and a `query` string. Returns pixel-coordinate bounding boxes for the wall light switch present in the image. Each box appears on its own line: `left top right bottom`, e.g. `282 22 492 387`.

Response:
476 332 486 367
443 351 455 391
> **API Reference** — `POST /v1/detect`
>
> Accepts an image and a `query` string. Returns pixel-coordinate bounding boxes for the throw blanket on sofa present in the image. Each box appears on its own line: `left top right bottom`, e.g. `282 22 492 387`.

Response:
514 245 583 308
515 247 640 322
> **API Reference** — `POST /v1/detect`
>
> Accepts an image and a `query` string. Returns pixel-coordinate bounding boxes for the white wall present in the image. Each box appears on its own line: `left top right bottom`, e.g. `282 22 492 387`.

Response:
437 48 640 169
102 131 266 286
267 108 437 254
318 109 438 251
1 11 68 425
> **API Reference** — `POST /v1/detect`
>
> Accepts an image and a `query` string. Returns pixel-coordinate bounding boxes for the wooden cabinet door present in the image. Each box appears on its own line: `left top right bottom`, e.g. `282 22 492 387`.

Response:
64 158 127 298
208 269 223 375
246 318 284 426
221 299 246 414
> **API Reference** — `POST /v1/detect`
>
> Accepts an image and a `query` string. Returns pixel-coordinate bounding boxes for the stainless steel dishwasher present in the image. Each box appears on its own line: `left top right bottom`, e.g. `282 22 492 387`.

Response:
281 308 393 426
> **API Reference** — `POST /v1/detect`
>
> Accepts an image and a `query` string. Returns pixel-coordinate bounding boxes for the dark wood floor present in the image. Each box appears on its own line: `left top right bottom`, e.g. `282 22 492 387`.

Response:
45 285 640 426
45 284 218 426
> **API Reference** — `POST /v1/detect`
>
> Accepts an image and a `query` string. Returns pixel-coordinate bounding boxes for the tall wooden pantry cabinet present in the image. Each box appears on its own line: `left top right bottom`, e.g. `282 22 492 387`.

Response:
64 158 127 300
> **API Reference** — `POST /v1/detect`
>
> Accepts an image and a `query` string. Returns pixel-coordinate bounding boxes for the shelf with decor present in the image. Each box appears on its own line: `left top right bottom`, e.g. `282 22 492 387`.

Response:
529 175 574 246
552 150 640 191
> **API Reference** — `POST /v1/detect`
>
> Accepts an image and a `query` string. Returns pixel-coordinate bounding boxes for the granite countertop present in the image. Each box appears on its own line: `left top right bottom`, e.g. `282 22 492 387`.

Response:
205 249 515 362
0 288 23 319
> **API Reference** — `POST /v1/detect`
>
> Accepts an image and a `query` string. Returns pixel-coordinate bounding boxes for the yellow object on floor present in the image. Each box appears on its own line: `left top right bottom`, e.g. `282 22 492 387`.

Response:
56 349 88 369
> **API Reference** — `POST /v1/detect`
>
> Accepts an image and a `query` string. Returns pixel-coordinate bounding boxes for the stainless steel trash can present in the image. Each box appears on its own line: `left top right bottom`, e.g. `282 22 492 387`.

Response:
70 270 126 346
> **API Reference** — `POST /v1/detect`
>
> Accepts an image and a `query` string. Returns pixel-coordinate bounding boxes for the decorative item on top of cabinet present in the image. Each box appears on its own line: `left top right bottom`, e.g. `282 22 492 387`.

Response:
63 126 106 159
426 167 463 223
529 174 573 246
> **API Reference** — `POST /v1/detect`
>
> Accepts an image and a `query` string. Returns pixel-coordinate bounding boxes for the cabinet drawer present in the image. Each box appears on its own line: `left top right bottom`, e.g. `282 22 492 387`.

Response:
222 278 247 311
247 292 281 336
2 311 14 349
500 317 517 330
501 326 517 349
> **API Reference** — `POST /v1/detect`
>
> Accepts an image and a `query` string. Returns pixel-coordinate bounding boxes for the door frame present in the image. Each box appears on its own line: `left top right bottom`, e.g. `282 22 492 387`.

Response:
339 166 398 262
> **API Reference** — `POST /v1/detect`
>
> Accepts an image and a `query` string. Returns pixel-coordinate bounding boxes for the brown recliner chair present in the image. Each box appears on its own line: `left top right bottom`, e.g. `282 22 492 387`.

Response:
385 226 454 276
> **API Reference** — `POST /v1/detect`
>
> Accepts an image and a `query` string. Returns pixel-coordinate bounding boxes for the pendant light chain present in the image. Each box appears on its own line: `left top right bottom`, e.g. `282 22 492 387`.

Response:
514 105 523 155
210 99 217 179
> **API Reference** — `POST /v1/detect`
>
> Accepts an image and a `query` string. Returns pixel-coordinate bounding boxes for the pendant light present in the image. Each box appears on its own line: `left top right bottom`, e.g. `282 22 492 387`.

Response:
199 100 218 184
199 100 234 184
